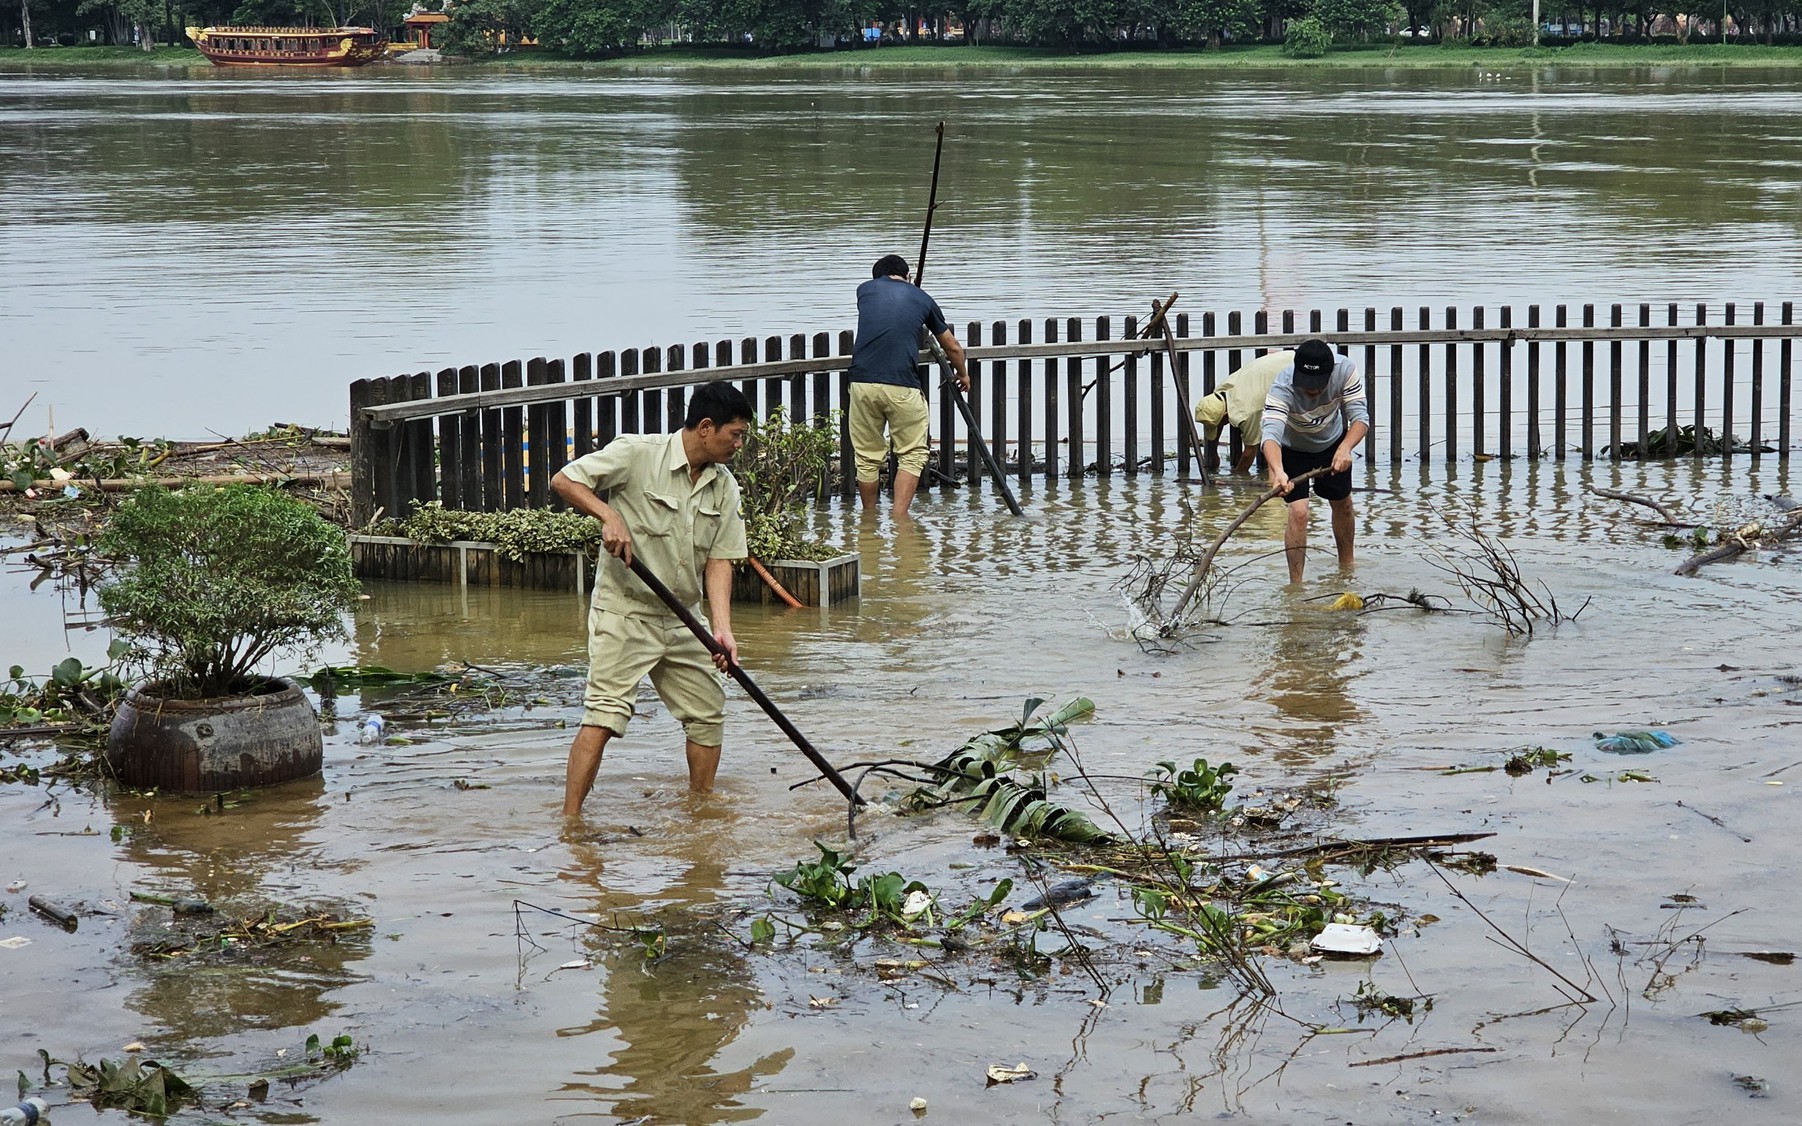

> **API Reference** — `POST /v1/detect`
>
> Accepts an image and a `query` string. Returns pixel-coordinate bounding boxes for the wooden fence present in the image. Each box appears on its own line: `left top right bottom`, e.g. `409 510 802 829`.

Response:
349 301 1801 524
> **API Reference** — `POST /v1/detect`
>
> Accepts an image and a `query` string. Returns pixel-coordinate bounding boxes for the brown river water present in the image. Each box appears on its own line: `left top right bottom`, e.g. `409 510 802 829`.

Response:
5 457 1801 1124
4 61 1802 1125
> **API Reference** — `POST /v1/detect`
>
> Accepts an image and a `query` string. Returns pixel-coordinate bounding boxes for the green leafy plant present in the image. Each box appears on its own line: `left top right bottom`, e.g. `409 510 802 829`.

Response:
771 842 935 927
1283 16 1332 56
391 501 605 561
0 646 128 732
903 698 1114 844
304 1032 359 1063
38 1050 194 1117
97 485 361 698
734 407 842 562
1150 757 1238 812
773 841 858 909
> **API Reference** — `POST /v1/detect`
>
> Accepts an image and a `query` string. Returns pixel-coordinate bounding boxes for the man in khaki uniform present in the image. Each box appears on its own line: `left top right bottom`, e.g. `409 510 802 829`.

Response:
549 380 753 815
1195 349 1293 475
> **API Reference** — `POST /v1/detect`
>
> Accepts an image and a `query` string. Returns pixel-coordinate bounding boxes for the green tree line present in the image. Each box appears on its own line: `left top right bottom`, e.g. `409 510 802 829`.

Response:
8 0 1802 53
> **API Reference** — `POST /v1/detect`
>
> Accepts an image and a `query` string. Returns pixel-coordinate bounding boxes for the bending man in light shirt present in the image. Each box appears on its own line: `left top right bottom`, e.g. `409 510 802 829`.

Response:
1260 338 1370 584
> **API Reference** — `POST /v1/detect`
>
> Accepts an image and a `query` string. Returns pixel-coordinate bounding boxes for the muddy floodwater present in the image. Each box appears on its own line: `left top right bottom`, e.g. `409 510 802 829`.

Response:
4 457 1800 1124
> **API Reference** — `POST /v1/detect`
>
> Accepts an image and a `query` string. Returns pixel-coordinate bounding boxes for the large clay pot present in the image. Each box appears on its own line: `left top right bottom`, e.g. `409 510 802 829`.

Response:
107 678 323 792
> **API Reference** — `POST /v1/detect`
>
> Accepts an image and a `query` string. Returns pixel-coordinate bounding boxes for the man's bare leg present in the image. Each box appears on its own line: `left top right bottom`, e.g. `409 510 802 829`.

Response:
891 469 921 513
563 724 614 816
858 480 880 510
1284 499 1311 583
1330 495 1356 569
686 740 721 792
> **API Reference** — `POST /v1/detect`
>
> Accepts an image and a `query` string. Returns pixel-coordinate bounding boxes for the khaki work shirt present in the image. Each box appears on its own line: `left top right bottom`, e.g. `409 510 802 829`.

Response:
560 432 748 617
1199 350 1293 451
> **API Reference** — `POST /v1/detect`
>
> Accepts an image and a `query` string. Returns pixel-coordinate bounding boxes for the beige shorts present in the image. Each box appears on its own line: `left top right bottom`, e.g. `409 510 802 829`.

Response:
848 382 929 481
582 606 725 747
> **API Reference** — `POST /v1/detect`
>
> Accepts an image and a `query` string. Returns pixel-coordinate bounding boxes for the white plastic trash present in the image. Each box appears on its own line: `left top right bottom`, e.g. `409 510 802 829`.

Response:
1311 922 1382 957
358 715 386 745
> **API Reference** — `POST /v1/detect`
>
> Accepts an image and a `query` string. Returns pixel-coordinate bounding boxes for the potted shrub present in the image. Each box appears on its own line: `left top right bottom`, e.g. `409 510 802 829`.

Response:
99 485 361 791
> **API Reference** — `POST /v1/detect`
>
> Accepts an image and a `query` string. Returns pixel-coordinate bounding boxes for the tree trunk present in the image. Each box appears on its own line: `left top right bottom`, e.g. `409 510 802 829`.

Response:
21 0 32 48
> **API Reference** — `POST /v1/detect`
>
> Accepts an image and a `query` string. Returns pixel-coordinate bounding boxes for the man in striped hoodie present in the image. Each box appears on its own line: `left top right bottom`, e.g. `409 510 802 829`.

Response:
1260 338 1370 584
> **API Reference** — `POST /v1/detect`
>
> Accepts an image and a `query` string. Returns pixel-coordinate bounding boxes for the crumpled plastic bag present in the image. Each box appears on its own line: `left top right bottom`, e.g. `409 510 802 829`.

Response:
1594 729 1680 754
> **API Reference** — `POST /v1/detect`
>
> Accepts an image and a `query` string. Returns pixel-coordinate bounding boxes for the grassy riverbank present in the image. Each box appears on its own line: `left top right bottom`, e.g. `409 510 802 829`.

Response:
6 40 1802 72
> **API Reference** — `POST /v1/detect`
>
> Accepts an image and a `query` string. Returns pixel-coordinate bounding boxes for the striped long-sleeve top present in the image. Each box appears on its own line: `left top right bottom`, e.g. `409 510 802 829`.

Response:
1260 354 1370 454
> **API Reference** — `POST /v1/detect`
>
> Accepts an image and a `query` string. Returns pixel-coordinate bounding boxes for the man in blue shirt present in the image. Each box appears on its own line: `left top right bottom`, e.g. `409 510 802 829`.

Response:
846 253 970 513
1260 338 1370 583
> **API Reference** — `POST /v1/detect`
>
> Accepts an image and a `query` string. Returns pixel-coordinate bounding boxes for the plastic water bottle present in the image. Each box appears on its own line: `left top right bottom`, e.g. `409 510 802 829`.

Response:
0 1098 49 1125
357 715 385 745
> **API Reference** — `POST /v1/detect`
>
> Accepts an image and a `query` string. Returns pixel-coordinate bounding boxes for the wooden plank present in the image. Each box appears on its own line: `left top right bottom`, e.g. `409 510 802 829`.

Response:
1607 305 1622 461
739 336 759 418
1751 302 1764 458
1123 315 1139 476
619 349 641 434
1418 307 1432 459
1202 311 1219 468
1694 304 1707 460
1444 307 1458 464
1360 308 1375 460
991 320 1009 477
1498 307 1513 459
812 333 832 428
501 360 525 509
1017 319 1034 483
1175 314 1194 476
641 344 664 436
1472 307 1486 458
526 357 551 508
1554 306 1568 459
571 352 594 459
1043 318 1059 480
437 368 461 510
966 320 984 484
1782 302 1794 456
787 333 807 423
762 334 783 420
457 365 481 508
1527 306 1541 460
1389 308 1404 463
480 362 502 511
1722 303 1736 460
1094 316 1112 477
1067 316 1085 479
405 372 435 513
1149 314 1166 476
348 378 380 526
665 346 686 433
1666 305 1679 456
546 358 568 490
595 351 618 450
1637 305 1651 458
835 331 854 496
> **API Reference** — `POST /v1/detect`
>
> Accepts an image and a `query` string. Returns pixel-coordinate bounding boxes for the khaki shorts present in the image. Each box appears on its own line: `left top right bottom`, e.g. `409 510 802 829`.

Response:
582 606 725 747
849 382 929 481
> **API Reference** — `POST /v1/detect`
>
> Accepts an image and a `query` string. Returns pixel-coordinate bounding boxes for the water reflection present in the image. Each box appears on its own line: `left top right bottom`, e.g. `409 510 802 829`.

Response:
107 777 371 1044
1247 601 1365 764
554 815 786 1123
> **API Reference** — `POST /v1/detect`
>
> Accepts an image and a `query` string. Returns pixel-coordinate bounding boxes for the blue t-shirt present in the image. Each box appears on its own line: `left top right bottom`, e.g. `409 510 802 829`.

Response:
847 277 950 391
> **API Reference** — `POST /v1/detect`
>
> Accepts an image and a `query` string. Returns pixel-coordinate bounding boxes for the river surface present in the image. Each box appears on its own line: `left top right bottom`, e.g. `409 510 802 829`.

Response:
3 64 1802 438
3 63 1801 1126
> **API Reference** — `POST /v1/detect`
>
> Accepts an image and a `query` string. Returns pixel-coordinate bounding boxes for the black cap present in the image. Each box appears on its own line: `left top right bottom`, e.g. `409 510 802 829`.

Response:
1294 339 1335 391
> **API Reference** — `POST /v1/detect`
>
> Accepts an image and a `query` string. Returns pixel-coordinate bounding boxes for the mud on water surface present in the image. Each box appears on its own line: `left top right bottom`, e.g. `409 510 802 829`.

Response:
3 458 1801 1125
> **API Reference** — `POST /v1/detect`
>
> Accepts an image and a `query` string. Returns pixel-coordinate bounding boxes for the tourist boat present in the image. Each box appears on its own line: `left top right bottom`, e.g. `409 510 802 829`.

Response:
185 25 388 67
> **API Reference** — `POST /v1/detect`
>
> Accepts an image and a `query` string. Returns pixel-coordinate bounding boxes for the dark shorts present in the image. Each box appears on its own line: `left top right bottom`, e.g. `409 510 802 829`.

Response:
1280 444 1352 502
